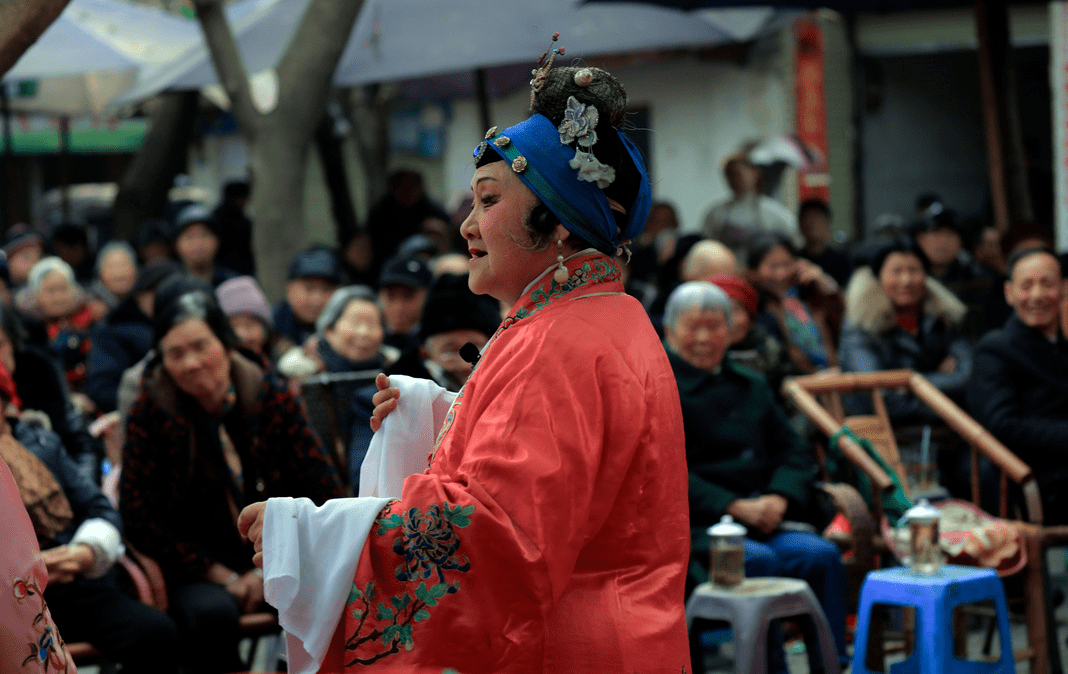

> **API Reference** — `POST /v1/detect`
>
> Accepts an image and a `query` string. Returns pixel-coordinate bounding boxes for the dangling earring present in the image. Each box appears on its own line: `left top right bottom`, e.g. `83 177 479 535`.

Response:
553 238 569 284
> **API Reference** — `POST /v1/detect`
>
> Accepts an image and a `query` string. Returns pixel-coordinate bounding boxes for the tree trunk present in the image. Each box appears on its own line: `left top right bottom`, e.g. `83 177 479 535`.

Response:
0 0 70 76
315 107 359 242
192 0 364 302
112 91 199 241
248 131 308 300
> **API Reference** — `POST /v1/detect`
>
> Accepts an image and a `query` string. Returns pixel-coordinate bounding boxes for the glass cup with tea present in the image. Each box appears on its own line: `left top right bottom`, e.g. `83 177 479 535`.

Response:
708 515 747 587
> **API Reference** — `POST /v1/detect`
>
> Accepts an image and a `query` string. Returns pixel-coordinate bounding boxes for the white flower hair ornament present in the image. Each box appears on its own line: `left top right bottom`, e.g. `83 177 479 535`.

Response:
557 96 616 189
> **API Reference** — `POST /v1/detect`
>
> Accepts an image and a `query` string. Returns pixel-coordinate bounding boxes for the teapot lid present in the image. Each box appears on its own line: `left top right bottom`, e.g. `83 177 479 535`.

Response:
903 498 941 522
707 514 747 537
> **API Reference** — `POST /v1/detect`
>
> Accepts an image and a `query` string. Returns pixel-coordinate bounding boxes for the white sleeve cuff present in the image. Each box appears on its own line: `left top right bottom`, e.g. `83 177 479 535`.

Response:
70 518 125 578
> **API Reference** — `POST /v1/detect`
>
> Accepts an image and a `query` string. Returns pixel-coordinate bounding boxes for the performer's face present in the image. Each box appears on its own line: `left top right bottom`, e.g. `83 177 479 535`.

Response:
462 162 564 306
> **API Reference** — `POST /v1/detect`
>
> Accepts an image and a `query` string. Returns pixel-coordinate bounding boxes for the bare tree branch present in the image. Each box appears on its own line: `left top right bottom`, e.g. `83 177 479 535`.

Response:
191 0 257 130
275 0 364 133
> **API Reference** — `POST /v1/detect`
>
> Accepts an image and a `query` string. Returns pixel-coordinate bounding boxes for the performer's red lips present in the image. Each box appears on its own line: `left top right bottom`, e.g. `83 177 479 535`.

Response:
468 248 487 259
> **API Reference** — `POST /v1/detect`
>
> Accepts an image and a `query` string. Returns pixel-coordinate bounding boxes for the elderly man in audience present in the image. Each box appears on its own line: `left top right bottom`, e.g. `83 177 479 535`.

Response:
969 247 1068 523
663 281 847 673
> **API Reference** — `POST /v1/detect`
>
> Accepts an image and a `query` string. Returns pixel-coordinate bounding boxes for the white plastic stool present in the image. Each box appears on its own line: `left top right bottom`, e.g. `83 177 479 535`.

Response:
686 577 841 674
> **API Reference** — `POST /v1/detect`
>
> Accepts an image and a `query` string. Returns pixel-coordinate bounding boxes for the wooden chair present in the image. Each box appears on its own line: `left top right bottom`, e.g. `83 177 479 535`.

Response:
783 369 1068 674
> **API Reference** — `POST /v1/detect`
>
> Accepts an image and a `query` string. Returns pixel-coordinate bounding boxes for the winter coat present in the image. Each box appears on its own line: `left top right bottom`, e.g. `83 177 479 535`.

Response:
84 297 153 413
839 267 973 422
968 315 1068 476
120 351 344 582
14 346 99 463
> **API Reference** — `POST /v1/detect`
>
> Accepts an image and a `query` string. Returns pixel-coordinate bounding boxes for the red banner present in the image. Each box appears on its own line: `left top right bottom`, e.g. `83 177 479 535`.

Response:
795 18 830 203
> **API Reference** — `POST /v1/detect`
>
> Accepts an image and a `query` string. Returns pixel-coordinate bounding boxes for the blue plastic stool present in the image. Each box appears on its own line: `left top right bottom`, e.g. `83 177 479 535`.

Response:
852 565 1014 674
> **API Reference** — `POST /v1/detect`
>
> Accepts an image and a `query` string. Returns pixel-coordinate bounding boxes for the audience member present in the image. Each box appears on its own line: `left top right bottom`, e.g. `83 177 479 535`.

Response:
87 241 138 319
212 180 255 277
419 215 459 256
0 303 100 481
171 204 239 289
272 246 343 347
217 276 292 364
972 223 1006 277
390 272 500 391
0 359 181 673
679 239 739 282
120 275 344 674
710 273 792 394
85 261 180 414
312 285 399 375
840 238 972 422
969 248 1068 523
630 201 680 285
430 252 470 277
378 255 432 351
135 218 173 265
798 198 852 287
702 154 800 254
16 257 96 395
2 224 45 288
339 229 377 287
747 233 839 374
365 170 451 268
50 223 94 285
662 281 847 673
909 210 995 337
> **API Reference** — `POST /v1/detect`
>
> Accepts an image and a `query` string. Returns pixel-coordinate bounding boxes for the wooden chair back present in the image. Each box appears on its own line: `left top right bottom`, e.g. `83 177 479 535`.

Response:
783 369 1068 674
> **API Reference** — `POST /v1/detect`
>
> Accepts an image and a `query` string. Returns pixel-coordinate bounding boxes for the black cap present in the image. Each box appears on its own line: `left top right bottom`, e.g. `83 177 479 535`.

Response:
418 273 501 342
132 260 181 295
173 204 216 239
908 209 962 237
287 246 343 285
379 255 432 289
1 224 44 256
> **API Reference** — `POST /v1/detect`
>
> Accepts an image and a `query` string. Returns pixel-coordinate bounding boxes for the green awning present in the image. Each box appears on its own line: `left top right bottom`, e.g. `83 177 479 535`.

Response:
0 118 147 154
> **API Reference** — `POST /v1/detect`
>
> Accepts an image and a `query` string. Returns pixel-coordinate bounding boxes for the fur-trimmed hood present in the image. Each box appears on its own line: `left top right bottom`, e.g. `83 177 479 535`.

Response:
844 266 967 336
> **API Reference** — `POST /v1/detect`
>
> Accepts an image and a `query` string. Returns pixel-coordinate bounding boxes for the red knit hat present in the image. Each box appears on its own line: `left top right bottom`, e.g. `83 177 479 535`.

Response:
709 274 758 319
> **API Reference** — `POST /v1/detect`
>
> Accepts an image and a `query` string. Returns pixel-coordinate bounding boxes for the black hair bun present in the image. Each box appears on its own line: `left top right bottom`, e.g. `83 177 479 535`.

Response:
531 66 628 130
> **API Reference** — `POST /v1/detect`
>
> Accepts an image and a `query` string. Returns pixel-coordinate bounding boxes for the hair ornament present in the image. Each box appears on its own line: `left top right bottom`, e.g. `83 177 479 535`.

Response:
493 136 511 148
529 33 564 107
574 68 594 87
511 156 528 173
472 141 489 165
484 126 498 140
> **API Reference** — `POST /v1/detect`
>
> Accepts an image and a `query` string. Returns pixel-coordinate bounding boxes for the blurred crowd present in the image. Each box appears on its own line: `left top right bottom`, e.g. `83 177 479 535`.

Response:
3 152 1067 672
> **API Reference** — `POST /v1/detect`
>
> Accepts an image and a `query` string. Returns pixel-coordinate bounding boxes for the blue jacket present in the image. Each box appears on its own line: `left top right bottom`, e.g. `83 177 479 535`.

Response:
85 298 153 414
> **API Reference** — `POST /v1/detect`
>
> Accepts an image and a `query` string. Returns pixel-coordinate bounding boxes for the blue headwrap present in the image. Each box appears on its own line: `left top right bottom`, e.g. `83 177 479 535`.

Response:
474 114 652 257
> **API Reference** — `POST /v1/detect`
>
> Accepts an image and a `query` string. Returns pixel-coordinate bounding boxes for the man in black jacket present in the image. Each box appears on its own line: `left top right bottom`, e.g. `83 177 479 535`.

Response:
968 247 1068 523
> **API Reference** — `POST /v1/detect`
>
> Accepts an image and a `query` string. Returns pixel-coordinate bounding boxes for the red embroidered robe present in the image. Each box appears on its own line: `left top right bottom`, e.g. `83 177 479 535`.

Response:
327 253 691 673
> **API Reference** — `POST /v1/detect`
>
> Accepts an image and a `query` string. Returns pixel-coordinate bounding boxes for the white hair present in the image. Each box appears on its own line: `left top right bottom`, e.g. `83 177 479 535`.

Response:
28 256 76 294
663 281 734 330
316 285 381 335
96 241 138 276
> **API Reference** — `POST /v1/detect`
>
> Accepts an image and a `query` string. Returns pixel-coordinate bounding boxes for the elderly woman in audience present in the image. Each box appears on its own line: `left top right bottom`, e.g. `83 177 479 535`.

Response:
664 280 848 673
216 275 293 364
840 237 972 422
746 232 840 375
120 274 343 674
88 241 139 319
16 257 97 396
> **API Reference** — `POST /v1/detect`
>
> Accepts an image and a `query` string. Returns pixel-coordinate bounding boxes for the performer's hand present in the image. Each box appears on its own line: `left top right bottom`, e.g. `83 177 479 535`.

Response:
369 373 399 432
238 501 267 568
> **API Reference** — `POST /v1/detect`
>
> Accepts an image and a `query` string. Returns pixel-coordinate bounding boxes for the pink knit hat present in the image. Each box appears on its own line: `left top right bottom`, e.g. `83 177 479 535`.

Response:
216 276 272 327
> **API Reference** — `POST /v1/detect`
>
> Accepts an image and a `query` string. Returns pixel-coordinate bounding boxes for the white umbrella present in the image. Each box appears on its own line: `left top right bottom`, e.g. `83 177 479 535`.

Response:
3 0 199 115
114 0 797 106
334 0 793 87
